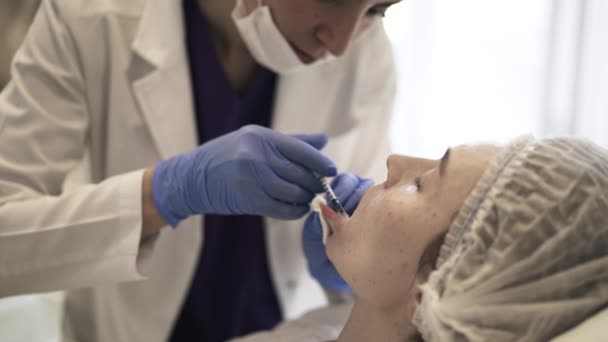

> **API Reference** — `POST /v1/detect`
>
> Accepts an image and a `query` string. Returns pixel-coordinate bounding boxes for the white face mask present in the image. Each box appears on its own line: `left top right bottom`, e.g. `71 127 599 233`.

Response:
231 0 334 75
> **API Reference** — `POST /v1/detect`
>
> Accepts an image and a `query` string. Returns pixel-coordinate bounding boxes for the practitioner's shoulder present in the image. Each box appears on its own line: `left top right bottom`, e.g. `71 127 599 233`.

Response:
49 0 146 22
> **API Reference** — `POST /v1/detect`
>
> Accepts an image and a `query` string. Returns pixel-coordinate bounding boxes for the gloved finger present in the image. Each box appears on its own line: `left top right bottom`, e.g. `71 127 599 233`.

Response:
331 173 360 201
271 133 337 177
262 199 310 220
342 178 374 213
265 180 315 206
270 153 324 194
317 261 351 293
330 173 374 213
326 174 358 213
255 167 317 206
290 133 328 150
302 212 323 242
305 257 352 293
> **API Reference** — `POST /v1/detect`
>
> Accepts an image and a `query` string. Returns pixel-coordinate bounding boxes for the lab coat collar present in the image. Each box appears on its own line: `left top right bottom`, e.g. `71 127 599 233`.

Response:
131 0 186 67
128 0 199 160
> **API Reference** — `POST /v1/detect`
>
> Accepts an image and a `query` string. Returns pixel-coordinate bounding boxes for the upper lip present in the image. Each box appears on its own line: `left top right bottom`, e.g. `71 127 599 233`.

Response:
289 42 318 62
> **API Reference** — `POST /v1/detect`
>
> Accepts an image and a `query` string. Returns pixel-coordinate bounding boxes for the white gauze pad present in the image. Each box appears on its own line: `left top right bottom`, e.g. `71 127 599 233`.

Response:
310 195 331 245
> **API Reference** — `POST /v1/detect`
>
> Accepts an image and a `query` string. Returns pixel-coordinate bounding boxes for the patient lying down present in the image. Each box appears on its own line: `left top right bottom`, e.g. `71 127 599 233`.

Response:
238 136 608 342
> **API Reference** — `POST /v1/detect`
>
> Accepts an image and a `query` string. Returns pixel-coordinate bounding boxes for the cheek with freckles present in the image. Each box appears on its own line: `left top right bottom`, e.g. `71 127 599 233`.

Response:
331 205 423 298
344 234 418 304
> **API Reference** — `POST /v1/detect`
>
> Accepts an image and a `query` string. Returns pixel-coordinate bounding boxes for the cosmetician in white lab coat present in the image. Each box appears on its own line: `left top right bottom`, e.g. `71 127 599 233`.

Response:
0 0 396 340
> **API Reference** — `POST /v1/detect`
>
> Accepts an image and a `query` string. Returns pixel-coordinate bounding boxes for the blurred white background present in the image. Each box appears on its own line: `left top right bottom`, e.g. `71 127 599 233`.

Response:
384 0 608 158
0 0 607 340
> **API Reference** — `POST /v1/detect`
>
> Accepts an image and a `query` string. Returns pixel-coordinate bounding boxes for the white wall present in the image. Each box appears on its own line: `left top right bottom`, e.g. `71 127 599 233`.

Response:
384 0 606 158
574 0 608 146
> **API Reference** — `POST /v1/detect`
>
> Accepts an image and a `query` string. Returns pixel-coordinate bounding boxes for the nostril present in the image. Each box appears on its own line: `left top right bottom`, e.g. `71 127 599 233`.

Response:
314 27 336 52
315 25 358 57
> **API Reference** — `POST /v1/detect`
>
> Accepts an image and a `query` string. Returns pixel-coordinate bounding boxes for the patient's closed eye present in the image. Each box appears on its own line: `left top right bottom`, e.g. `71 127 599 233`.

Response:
414 177 422 192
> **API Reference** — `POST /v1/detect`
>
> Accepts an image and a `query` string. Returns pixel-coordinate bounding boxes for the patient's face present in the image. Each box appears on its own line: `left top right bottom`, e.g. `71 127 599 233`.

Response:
325 144 501 314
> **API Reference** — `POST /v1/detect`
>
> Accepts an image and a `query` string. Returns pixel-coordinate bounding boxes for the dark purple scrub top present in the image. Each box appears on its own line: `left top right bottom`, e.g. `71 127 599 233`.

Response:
170 1 282 341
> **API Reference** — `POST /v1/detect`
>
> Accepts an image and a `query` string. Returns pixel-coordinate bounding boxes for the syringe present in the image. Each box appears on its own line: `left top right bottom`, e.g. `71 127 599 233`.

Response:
318 177 350 218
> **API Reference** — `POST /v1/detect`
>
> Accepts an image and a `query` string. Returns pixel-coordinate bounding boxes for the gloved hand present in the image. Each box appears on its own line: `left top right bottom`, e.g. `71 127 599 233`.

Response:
302 173 374 292
152 125 337 227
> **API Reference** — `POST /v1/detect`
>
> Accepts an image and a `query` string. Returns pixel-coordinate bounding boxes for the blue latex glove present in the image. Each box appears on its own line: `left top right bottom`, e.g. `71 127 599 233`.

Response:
302 173 374 292
152 125 337 227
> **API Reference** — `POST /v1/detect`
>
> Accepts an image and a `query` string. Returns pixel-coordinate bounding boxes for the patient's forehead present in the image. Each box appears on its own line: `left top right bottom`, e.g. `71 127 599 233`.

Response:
431 144 502 225
449 144 502 169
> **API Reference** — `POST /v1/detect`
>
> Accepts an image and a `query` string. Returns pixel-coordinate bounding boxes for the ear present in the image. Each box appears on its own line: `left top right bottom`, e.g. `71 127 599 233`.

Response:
416 285 423 304
407 282 424 321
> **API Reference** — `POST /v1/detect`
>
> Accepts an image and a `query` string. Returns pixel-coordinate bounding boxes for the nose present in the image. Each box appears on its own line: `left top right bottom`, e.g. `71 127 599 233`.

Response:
387 154 437 174
386 154 403 173
314 10 362 56
385 154 437 188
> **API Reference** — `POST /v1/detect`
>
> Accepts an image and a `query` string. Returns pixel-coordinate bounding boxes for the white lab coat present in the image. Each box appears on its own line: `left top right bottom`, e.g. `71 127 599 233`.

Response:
0 0 395 341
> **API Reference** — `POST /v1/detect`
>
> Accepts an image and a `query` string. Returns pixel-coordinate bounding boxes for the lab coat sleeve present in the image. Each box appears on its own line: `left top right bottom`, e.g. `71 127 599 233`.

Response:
229 303 352 342
0 0 154 297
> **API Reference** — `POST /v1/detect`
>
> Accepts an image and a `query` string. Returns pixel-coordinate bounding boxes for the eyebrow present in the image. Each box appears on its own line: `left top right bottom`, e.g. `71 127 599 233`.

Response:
438 148 451 178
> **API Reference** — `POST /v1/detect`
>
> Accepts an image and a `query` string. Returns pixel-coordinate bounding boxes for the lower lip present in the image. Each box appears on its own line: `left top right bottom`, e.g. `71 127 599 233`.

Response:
321 205 347 237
